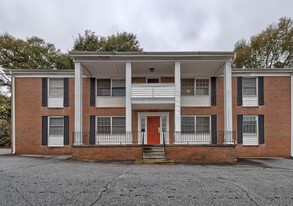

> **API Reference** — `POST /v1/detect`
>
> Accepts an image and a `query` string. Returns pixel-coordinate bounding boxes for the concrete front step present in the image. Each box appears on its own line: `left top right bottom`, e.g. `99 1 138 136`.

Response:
143 155 166 159
143 148 165 151
135 159 175 165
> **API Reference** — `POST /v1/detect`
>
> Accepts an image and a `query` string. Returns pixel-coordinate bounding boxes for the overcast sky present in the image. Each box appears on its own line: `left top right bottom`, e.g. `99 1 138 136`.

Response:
0 0 292 53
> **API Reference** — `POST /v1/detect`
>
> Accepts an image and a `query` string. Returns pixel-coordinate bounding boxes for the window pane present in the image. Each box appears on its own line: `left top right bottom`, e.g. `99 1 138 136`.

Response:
112 117 126 134
181 117 195 133
181 79 194 95
112 80 126 96
49 79 63 98
243 116 257 134
196 79 209 95
242 78 257 96
97 79 111 96
97 117 111 134
49 117 64 135
196 116 210 133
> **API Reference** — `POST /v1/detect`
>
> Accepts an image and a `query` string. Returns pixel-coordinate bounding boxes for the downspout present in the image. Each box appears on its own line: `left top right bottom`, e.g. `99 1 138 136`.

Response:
291 74 293 158
10 71 16 154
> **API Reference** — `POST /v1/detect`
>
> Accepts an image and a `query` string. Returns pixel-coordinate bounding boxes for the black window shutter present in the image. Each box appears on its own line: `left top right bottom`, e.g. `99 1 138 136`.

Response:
258 77 264 106
90 78 96 107
237 115 243 144
90 116 96 144
211 77 217 106
237 77 242 106
42 116 48 145
258 115 265 144
63 78 69 107
211 115 217 144
64 116 69 145
42 78 48 107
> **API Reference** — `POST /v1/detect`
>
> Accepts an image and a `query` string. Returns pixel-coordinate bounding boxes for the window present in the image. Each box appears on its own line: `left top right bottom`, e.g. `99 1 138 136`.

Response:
181 117 195 133
112 80 126 96
243 116 257 134
196 116 210 134
181 116 210 134
97 79 125 96
97 79 111 96
49 117 64 136
96 117 126 134
49 79 63 98
112 117 126 134
242 78 257 96
196 79 209 95
181 79 194 95
181 79 209 96
97 117 111 134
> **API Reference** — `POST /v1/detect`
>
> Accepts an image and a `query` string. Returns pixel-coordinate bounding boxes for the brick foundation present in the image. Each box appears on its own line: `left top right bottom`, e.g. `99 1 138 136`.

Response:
166 145 236 163
72 145 142 161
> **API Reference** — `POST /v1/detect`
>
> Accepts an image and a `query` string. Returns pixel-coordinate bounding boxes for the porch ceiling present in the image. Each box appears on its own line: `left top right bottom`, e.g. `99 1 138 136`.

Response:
81 61 225 77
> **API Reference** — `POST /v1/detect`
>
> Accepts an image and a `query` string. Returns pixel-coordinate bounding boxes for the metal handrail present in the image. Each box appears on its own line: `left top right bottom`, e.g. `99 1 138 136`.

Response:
141 129 145 160
162 130 166 159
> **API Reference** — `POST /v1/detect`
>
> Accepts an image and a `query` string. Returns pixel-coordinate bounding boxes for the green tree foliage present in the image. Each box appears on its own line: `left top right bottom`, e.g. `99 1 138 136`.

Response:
73 30 143 52
0 33 73 70
0 94 11 147
234 17 293 68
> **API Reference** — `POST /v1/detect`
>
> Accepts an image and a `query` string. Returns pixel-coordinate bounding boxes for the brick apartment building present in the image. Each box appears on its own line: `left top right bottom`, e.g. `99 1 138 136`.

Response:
8 51 293 163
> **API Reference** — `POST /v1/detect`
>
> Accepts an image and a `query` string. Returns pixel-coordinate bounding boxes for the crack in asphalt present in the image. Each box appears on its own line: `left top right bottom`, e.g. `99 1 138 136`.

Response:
218 177 262 206
89 168 130 206
14 187 32 206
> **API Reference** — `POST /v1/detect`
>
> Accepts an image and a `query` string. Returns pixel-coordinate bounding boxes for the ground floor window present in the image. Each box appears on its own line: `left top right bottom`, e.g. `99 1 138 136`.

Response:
48 116 64 146
96 117 126 134
181 116 210 134
242 115 258 145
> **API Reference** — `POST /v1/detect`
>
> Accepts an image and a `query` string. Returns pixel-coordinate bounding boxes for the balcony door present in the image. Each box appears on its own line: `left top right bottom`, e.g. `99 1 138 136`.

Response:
147 116 160 144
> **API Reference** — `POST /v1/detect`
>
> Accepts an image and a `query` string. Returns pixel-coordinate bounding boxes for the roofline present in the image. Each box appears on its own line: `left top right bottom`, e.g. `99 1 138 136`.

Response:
69 51 235 62
232 68 293 74
4 69 75 77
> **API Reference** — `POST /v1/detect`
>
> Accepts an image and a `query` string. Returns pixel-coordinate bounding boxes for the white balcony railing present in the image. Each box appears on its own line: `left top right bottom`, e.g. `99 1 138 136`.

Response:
131 83 175 99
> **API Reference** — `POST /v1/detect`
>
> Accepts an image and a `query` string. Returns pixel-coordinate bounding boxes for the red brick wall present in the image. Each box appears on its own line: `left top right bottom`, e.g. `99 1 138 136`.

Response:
14 76 292 158
234 76 291 157
166 145 236 163
15 78 74 155
72 145 141 160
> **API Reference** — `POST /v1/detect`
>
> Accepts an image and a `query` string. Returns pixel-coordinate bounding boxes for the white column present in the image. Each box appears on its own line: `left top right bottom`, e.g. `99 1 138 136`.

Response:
291 75 293 157
74 62 83 145
126 62 132 143
174 62 181 142
224 61 233 143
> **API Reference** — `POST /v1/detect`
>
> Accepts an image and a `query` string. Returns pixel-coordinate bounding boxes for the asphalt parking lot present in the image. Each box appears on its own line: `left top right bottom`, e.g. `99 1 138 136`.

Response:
0 154 293 206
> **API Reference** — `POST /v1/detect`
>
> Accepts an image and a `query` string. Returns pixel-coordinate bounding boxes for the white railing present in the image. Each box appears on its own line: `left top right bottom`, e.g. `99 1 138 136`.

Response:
131 83 175 99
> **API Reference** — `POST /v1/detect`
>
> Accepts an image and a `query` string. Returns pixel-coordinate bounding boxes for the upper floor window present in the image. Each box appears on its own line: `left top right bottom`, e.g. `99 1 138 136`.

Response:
97 79 125 97
242 78 257 96
181 79 209 96
49 79 64 98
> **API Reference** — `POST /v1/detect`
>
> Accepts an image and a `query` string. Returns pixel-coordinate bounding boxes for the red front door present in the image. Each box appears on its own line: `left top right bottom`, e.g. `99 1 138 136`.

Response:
147 116 160 144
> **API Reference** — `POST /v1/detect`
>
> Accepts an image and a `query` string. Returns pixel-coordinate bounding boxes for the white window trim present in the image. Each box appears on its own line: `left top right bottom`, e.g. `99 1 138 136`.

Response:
242 115 259 146
48 116 64 147
48 78 64 108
